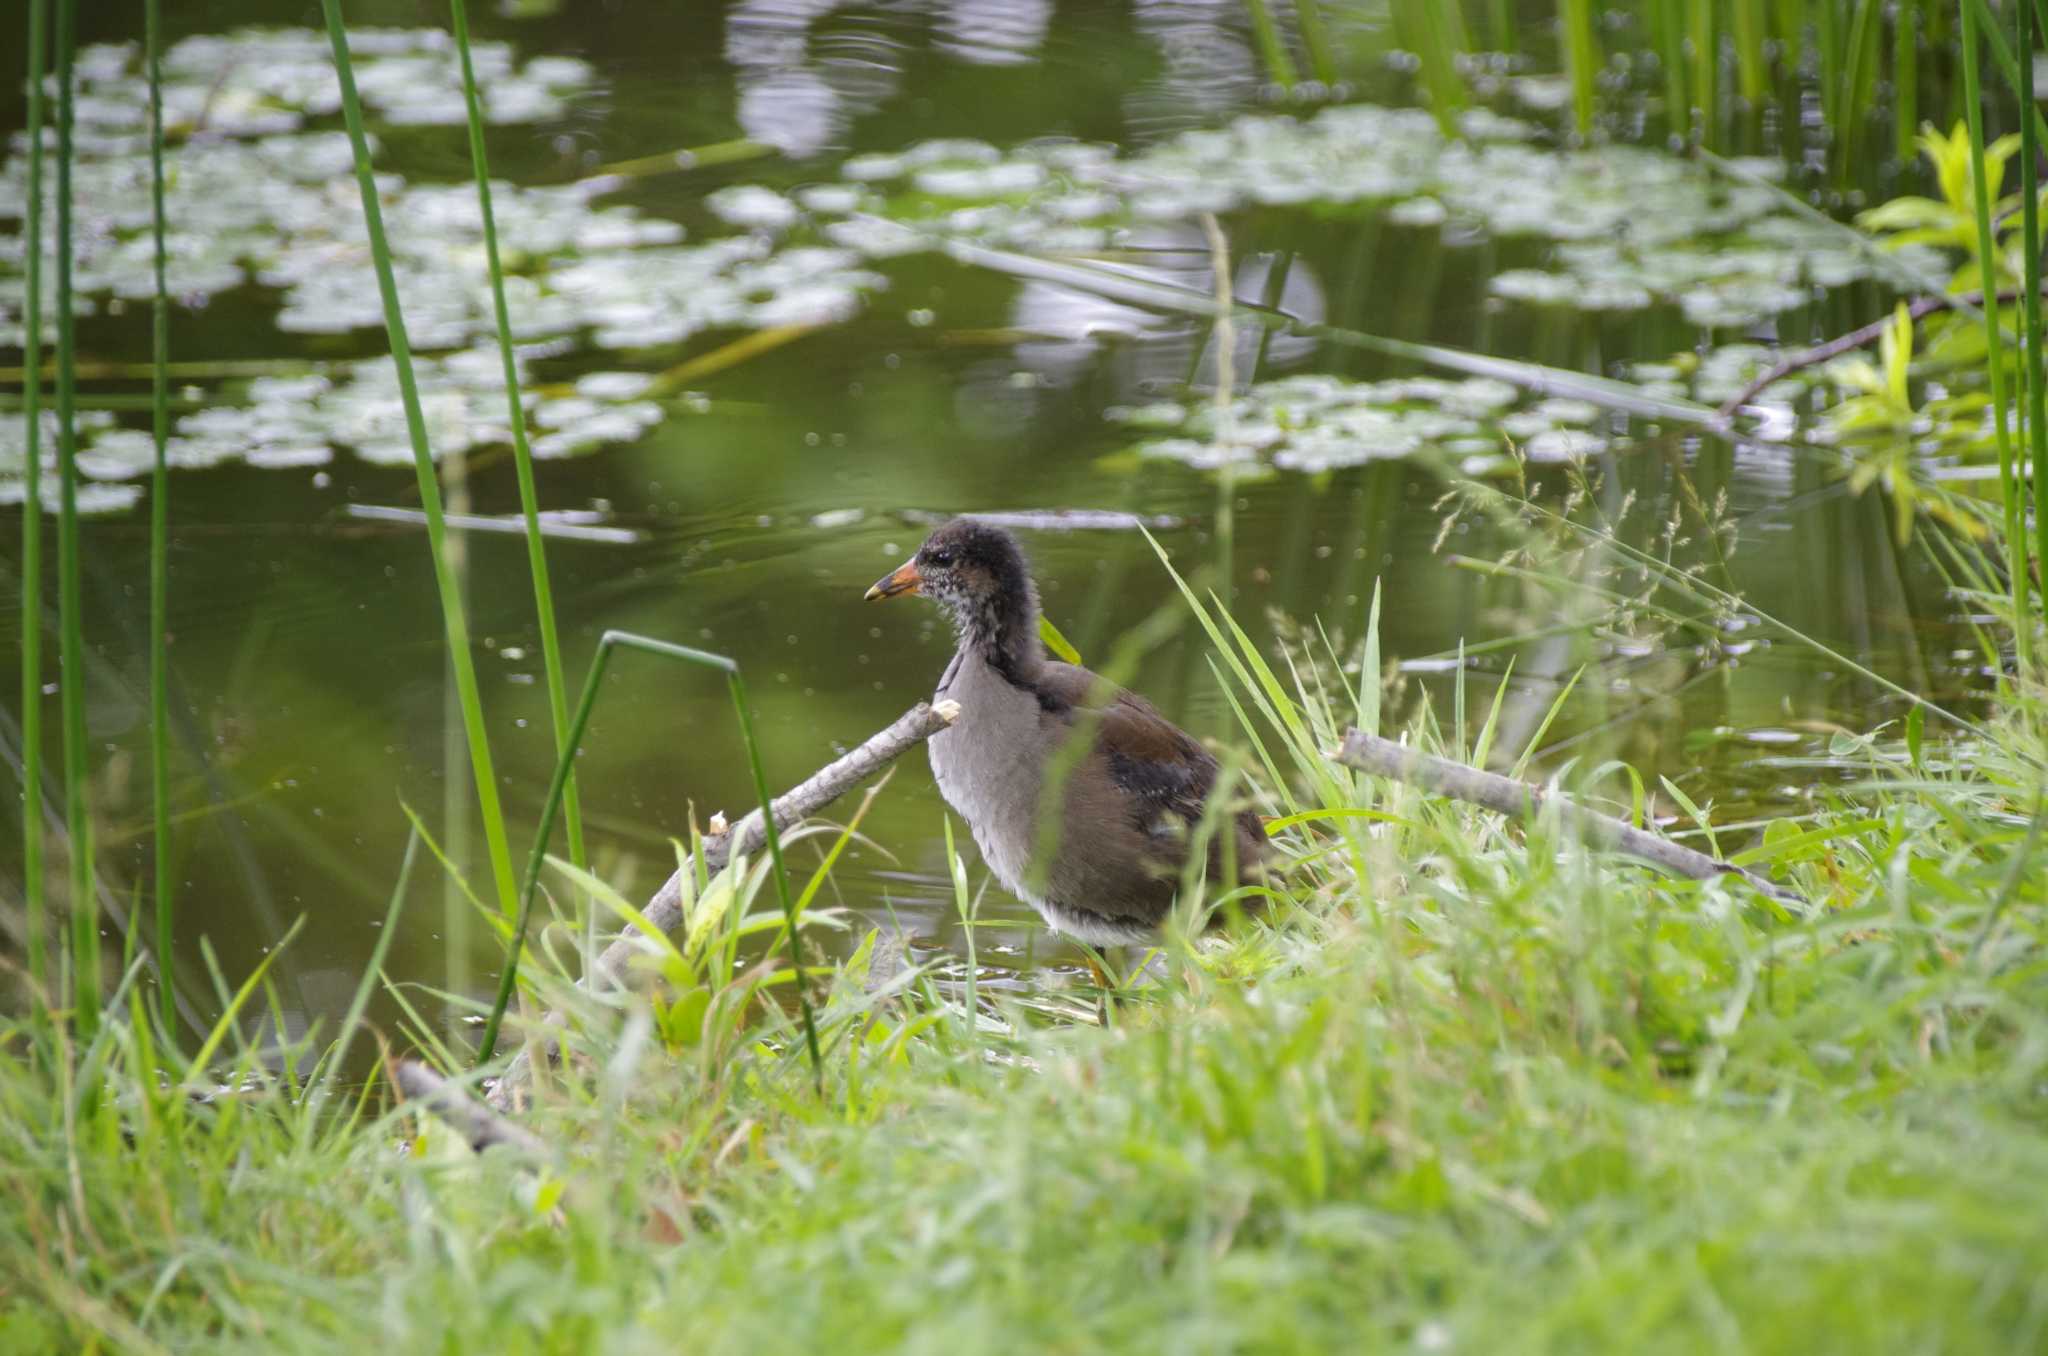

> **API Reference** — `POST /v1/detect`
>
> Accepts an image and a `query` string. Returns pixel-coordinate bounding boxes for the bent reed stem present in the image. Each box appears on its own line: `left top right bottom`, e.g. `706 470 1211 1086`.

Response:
487 699 957 1111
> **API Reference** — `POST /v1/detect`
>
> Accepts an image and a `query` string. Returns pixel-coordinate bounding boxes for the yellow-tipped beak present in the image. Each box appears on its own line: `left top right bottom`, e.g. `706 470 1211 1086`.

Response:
864 560 921 601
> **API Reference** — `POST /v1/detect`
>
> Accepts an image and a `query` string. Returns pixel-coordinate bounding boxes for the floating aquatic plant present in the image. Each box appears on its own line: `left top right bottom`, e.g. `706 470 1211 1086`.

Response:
1109 371 1612 478
814 108 1938 330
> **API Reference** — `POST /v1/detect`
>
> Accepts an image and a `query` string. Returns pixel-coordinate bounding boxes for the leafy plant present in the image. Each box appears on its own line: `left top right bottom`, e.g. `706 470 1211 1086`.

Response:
1858 121 2030 295
1827 303 1986 543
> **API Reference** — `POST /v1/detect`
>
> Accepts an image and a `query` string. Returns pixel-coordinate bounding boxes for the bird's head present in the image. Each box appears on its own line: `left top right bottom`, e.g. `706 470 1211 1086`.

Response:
865 517 1037 647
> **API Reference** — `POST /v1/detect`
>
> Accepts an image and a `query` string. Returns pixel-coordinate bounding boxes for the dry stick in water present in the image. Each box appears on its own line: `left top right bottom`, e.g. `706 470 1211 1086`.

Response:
393 1058 548 1156
1717 284 2038 418
488 699 959 1111
1335 729 1806 905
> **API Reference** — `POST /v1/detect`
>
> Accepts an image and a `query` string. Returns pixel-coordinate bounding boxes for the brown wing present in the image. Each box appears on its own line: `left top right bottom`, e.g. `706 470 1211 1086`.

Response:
1035 662 1267 903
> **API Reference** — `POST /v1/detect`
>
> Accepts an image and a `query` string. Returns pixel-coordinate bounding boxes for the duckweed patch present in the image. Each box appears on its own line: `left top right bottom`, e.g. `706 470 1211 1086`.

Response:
1111 372 1614 476
814 108 1936 330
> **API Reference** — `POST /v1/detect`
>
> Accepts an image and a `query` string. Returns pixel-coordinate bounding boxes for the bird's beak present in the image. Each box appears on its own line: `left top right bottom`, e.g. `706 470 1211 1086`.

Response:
864 559 921 602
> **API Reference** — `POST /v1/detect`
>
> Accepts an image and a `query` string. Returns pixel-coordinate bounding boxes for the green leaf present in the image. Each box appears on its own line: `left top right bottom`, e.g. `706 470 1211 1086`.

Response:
1039 614 1083 666
1881 301 1914 408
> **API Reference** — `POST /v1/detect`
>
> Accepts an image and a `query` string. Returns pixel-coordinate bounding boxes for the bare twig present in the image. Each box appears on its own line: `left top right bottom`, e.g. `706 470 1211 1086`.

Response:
487 699 959 1110
393 1058 548 1155
1718 284 2033 418
1334 728 1805 905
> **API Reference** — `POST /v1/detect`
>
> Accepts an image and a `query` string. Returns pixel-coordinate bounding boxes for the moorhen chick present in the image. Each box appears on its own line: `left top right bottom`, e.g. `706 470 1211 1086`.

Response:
865 518 1267 944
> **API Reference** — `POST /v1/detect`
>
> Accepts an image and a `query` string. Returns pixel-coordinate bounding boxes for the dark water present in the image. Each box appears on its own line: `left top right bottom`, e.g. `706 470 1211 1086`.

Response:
0 1 1975 1050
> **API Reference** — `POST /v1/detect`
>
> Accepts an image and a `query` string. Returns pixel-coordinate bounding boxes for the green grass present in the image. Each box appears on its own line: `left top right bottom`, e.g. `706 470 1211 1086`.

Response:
5 563 2046 1350
10 3 2048 1350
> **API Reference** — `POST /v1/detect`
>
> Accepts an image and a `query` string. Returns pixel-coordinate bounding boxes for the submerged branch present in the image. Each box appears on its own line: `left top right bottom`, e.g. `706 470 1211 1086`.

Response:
486 699 958 1111
1334 728 1806 905
393 1058 548 1155
1718 284 2036 418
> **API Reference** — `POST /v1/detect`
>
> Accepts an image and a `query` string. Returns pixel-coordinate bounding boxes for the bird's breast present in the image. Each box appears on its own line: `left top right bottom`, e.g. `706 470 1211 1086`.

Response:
929 654 1048 901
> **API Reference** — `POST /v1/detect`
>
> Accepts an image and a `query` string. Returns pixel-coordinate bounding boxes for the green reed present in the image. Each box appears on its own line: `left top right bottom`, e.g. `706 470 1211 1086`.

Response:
1295 0 1336 85
473 631 817 1081
1487 0 1517 54
1648 0 1688 142
1957 0 2030 662
145 0 175 1037
1393 0 1468 138
1241 0 1298 89
53 0 96 1035
1688 0 1714 144
1731 0 1767 106
2019 0 2048 629
1559 0 1599 139
1962 0 2048 148
447 0 586 876
1893 0 1918 163
317 0 522 923
18 0 48 992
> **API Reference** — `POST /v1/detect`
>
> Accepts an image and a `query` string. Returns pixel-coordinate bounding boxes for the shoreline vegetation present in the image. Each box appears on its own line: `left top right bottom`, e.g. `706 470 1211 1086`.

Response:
8 0 2048 1351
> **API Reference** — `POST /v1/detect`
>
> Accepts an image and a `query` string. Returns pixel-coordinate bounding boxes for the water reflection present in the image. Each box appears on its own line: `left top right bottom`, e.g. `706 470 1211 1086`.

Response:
726 0 1058 156
725 0 910 157
1127 0 1262 138
935 0 1055 66
724 0 1281 157
953 221 1328 439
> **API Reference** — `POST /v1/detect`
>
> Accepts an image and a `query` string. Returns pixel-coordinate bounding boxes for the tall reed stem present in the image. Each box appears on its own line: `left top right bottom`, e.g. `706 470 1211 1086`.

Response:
19 0 49 993
1958 0 2031 663
2019 0 2048 627
317 1 522 923
53 0 96 1035
447 0 586 874
145 0 176 1038
1560 0 1599 139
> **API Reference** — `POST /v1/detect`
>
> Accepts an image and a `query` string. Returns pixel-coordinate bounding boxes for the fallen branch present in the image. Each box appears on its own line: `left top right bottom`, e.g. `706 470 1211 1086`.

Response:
1717 284 2029 419
393 1058 548 1155
487 699 958 1111
1334 728 1805 905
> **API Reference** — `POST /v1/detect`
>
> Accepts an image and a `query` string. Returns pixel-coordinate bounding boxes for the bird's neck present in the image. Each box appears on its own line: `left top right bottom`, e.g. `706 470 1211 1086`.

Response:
957 588 1045 686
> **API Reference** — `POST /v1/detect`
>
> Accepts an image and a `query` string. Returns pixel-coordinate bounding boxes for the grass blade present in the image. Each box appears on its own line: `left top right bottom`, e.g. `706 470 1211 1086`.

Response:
447 0 586 873
316 0 522 924
54 0 97 1036
145 0 175 1039
1958 0 2031 660
18 0 49 993
2020 0 2048 632
1560 0 1600 139
1241 0 1298 88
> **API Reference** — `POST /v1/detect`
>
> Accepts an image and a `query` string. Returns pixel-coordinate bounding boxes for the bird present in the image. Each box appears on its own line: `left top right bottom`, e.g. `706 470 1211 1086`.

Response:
864 517 1268 944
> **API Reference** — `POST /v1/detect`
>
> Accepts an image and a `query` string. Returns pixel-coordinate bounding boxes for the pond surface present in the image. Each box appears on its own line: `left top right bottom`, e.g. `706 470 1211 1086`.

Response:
0 1 1980 1051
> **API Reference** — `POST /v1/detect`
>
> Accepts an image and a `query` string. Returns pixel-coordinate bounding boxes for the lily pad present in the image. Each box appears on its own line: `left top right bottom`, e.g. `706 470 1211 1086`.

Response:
1109 372 1619 476
810 105 1940 329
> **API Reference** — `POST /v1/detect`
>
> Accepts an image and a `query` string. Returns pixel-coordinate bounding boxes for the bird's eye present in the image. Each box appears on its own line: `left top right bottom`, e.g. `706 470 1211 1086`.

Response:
927 549 953 567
